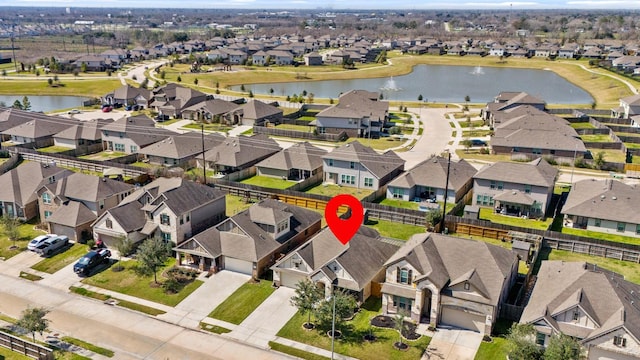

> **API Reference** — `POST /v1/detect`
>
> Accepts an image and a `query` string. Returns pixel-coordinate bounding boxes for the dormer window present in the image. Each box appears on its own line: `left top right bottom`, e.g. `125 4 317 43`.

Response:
614 335 627 347
277 220 288 233
350 161 356 169
160 214 170 225
397 267 412 285
42 193 51 205
464 282 470 291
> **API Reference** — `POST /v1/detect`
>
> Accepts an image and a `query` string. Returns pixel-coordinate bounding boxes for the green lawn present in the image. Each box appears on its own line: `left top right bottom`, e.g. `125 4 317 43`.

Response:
182 123 232 133
458 120 485 128
81 258 202 307
462 130 492 137
31 243 89 274
304 183 373 199
240 175 297 190
226 195 256 216
269 342 330 360
475 337 509 360
208 280 275 325
200 322 232 334
570 122 596 129
78 151 128 161
69 286 166 316
0 346 32 360
0 220 46 260
365 219 426 241
154 118 180 126
479 208 553 231
61 337 115 357
277 297 431 360
276 124 315 132
378 198 420 211
36 146 73 153
561 227 640 246
580 134 613 142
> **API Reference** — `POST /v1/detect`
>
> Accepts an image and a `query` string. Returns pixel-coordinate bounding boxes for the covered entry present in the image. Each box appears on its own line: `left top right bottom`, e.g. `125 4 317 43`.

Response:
441 306 486 333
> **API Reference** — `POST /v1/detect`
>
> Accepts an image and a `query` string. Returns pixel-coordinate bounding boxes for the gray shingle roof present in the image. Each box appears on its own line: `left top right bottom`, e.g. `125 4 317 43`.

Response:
323 141 404 179
562 179 640 225
41 172 134 203
138 132 225 160
54 118 113 141
228 100 283 122
204 134 281 168
388 156 476 191
0 162 73 207
256 141 327 172
107 201 146 233
474 158 558 188
46 201 96 227
317 90 388 122
101 115 176 148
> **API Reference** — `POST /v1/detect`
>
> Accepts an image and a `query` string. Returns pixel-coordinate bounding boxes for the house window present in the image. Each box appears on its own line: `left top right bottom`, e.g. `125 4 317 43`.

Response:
161 231 171 241
99 200 104 210
532 148 542 155
44 210 52 219
106 219 113 229
490 181 496 190
114 143 125 152
350 161 356 169
327 158 333 166
318 127 326 134
524 185 531 194
186 213 190 222
160 214 170 225
535 332 546 346
119 132 124 139
595 219 601 227
179 216 184 225
277 220 288 233
572 310 579 321
636 224 640 235
393 296 413 312
341 174 355 185
397 267 412 284
364 178 373 187
393 188 403 199
42 193 51 204
464 282 470 290
617 222 625 233
497 181 504 190
48 176 55 184
104 131 109 136
130 145 138 153
614 336 627 347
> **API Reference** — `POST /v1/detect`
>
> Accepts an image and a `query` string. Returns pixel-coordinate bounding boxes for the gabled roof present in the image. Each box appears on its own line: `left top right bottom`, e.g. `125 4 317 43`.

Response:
138 132 225 160
54 118 113 141
105 201 146 233
385 233 518 306
317 89 388 122
493 189 535 206
3 116 77 139
256 142 327 172
388 155 476 191
40 172 134 203
521 261 640 342
0 162 73 207
621 94 640 106
323 141 404 179
146 178 226 215
228 100 282 121
100 115 175 147
562 179 640 224
183 99 237 116
474 158 558 188
111 84 151 101
46 201 96 227
204 134 281 168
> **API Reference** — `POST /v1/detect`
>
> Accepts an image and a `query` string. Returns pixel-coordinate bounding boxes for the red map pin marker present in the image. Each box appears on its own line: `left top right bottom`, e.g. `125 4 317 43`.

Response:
325 194 364 245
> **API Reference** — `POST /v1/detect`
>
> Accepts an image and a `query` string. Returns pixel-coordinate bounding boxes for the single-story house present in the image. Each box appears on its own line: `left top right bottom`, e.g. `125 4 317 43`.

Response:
255 141 327 181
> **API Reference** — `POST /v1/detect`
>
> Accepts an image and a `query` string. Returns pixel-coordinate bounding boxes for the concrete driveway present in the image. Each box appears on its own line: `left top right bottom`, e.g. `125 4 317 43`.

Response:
158 270 250 329
0 250 44 277
226 286 297 348
424 327 483 360
400 107 453 170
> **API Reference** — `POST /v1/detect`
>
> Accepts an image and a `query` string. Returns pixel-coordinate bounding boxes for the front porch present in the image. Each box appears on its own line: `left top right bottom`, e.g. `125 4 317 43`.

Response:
381 283 435 324
493 190 542 218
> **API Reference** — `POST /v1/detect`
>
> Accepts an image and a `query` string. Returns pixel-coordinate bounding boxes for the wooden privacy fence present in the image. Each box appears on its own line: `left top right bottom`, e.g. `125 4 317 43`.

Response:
0 331 54 360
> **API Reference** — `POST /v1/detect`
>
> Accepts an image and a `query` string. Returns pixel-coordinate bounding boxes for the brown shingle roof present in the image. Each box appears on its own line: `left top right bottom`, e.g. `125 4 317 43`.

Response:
474 158 558 188
324 141 404 179
562 179 640 225
388 156 476 191
256 142 327 172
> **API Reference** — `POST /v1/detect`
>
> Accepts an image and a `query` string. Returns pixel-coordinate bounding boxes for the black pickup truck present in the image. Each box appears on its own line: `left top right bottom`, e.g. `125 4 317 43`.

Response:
74 248 111 276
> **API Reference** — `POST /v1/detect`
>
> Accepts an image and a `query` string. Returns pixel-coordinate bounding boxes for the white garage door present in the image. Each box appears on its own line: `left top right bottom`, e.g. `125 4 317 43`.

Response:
279 272 306 288
225 257 253 275
441 307 485 333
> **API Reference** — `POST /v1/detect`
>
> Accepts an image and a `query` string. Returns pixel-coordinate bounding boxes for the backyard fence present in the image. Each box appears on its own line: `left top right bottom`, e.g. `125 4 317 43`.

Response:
253 126 347 142
0 331 54 360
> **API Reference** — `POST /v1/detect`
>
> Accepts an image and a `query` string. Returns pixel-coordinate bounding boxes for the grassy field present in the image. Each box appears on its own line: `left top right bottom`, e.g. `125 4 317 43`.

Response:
69 286 166 316
378 198 420 211
479 208 553 231
78 151 128 161
277 297 431 360
81 258 202 307
276 124 315 132
0 79 121 97
304 183 373 199
37 145 73 153
364 219 425 241
587 148 626 163
182 123 232 133
462 130 492 137
474 320 513 360
31 243 89 274
61 336 115 357
240 175 297 189
571 122 596 129
0 220 46 260
208 280 275 325
580 134 613 142
226 194 256 216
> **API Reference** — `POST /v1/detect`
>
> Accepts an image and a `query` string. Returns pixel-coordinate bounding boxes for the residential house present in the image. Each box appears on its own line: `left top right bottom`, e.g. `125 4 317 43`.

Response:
314 90 389 138
74 55 107 71
613 94 640 119
304 52 323 66
521 261 640 359
322 141 404 191
489 105 587 160
201 134 281 174
562 179 640 238
251 50 268 66
53 118 113 150
100 115 175 154
381 233 518 334
0 108 43 139
226 49 248 64
0 162 73 220
151 84 208 118
386 156 477 204
223 100 283 126
138 132 225 167
472 158 558 217
3 116 77 147
175 199 322 277
483 91 546 125
256 142 327 180
272 226 400 302
557 44 579 59
92 177 226 246
181 98 238 122
489 45 506 57
36 173 134 241
102 84 152 108
267 50 294 65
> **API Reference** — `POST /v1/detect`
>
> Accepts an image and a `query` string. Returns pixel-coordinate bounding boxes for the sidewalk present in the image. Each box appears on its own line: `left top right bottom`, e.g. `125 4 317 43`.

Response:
272 337 358 360
76 283 174 313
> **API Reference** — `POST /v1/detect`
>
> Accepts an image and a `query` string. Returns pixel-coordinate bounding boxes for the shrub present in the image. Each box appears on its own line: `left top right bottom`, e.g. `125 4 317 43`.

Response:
162 277 182 294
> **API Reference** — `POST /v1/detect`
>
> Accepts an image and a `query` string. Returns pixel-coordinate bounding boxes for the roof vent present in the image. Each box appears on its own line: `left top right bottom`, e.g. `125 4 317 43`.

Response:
612 196 617 200
601 195 605 199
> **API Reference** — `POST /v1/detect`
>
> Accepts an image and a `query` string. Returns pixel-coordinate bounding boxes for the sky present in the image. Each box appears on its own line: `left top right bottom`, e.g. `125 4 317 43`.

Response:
6 0 640 10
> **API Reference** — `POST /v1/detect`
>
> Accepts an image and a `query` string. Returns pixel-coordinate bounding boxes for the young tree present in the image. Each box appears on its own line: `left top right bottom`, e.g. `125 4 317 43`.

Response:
425 210 442 230
137 237 172 284
80 62 88 73
176 75 182 82
418 94 423 101
12 100 23 110
594 151 606 169
114 236 134 271
505 323 543 360
194 78 199 86
393 311 408 349
47 78 53 86
16 307 49 342
544 333 583 360
2 216 21 248
462 138 473 153
315 290 357 333
290 279 323 329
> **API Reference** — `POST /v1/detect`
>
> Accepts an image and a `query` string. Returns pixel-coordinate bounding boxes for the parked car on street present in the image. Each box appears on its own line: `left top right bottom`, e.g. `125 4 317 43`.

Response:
74 249 111 276
102 106 113 113
68 109 81 114
34 235 69 256
28 234 55 251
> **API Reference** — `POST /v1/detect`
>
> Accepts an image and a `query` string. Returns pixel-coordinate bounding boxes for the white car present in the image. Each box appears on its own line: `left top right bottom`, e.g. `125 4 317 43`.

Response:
68 109 81 114
28 234 55 252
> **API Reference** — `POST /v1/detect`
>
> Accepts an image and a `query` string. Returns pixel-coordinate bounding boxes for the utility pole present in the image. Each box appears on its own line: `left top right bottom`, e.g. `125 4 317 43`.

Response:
201 123 207 185
10 25 17 73
439 152 452 234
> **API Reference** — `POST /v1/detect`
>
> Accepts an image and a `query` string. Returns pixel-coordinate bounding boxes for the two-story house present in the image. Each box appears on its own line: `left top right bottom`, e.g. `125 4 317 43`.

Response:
472 158 558 218
314 90 389 138
381 233 518 334
482 92 546 125
272 226 400 302
92 178 226 246
174 199 322 278
0 162 73 220
100 115 175 154
386 156 477 204
562 179 640 238
36 173 134 241
322 141 404 191
612 94 640 119
521 261 640 360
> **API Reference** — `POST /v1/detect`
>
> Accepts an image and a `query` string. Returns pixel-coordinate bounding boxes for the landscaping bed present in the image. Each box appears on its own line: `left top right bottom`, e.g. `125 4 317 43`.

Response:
370 315 421 340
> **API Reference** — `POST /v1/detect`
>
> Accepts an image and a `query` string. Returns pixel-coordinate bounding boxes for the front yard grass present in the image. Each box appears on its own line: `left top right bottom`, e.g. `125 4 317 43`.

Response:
462 130 492 137
474 319 513 360
277 297 431 360
81 258 202 307
365 219 425 241
303 183 373 199
276 124 315 132
69 286 166 316
0 219 46 260
269 342 330 360
31 243 89 274
182 123 232 133
479 208 553 231
200 322 232 334
61 336 115 357
208 279 274 325
240 175 297 190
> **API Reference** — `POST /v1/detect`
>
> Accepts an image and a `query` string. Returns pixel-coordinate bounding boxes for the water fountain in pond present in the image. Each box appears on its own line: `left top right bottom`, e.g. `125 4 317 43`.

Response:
470 66 485 75
380 76 402 92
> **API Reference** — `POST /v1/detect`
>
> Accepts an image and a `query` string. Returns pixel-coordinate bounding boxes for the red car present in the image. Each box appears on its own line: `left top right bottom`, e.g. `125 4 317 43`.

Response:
102 106 113 112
